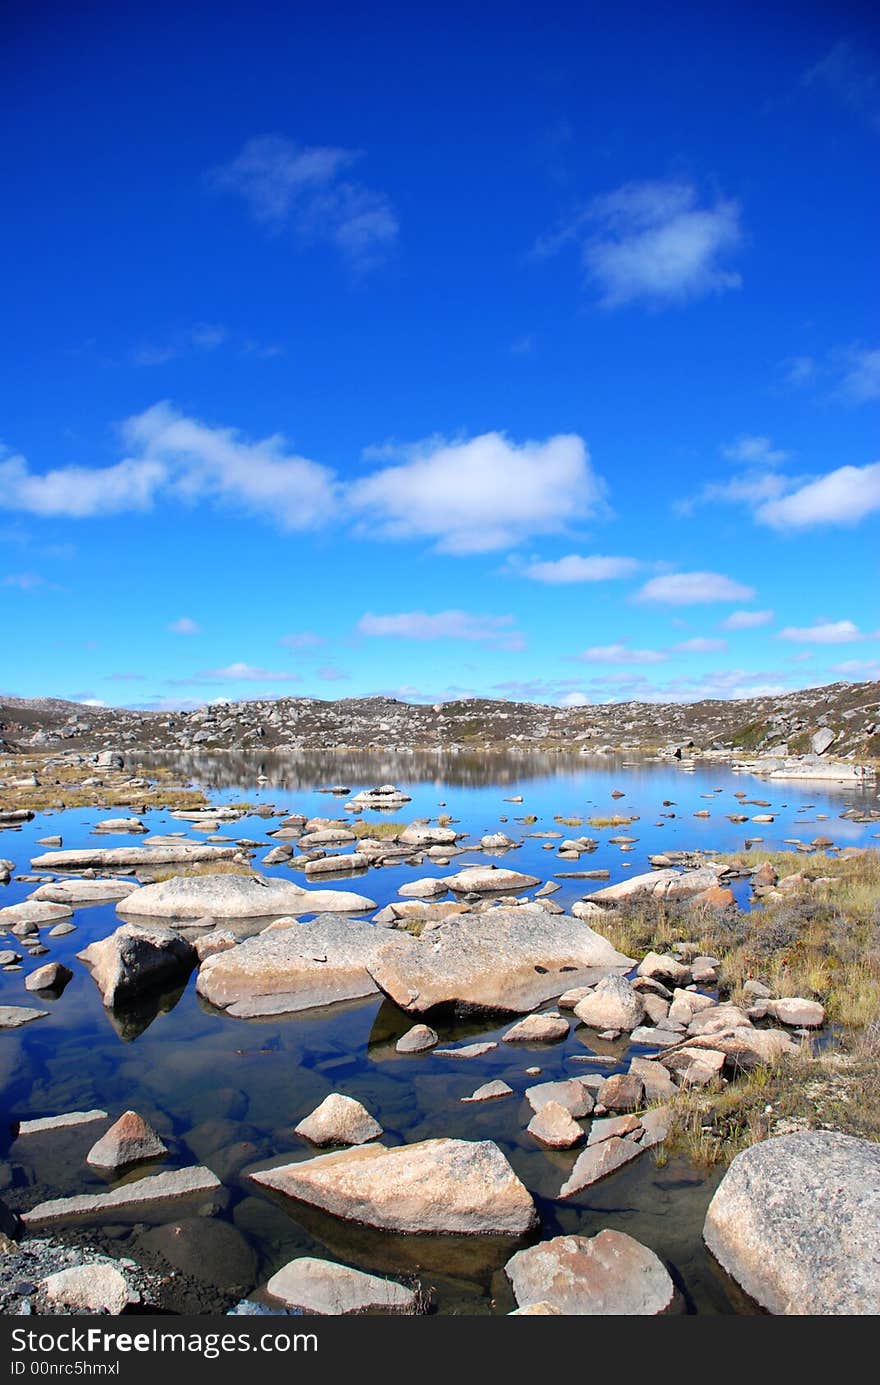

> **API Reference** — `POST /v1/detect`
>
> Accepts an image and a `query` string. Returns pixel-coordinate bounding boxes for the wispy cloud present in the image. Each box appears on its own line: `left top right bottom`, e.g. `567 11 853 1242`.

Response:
778 620 867 645
720 435 789 467
803 39 880 133
279 631 325 649
168 616 201 635
537 178 743 308
316 665 350 681
358 610 525 651
2 571 51 591
521 553 640 583
173 662 303 685
720 609 774 630
208 134 398 273
575 642 668 665
0 446 165 518
782 344 880 402
636 571 756 605
674 637 728 653
350 432 603 554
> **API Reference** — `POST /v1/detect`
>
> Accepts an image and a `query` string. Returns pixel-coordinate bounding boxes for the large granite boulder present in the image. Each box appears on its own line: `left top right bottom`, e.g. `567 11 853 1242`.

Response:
366 905 633 1015
30 844 241 871
442 865 540 893
506 1231 674 1314
703 1131 880 1314
118 873 375 921
251 1138 537 1235
196 914 409 1018
78 923 197 1007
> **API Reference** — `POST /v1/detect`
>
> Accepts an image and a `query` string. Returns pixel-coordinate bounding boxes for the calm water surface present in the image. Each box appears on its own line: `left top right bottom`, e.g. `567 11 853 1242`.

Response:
1 752 877 1314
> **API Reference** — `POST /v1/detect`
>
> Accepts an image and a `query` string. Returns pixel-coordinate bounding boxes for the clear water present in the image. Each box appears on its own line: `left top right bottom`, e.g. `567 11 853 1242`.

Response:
1 751 877 1314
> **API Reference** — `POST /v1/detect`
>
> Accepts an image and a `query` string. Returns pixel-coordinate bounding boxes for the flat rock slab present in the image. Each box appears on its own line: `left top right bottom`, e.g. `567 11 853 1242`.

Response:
30 845 241 871
559 1135 643 1198
461 1081 513 1103
30 879 138 905
23 1166 222 1229
251 1138 537 1235
367 904 633 1015
0 901 73 929
504 1014 570 1044
432 1042 498 1059
16 1110 108 1137
703 1131 880 1314
265 1257 418 1315
506 1230 674 1315
525 1080 593 1119
118 873 376 921
527 1101 583 1149
197 914 409 1017
0 1006 48 1028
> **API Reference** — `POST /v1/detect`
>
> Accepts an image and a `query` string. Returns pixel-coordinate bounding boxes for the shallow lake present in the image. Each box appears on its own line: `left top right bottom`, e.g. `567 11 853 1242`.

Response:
1 751 877 1314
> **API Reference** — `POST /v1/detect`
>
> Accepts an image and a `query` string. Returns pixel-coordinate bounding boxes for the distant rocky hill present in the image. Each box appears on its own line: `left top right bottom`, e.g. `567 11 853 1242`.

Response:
1 681 878 763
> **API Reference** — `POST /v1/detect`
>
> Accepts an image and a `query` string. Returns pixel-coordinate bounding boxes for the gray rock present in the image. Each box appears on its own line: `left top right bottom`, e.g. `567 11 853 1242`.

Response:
461 1080 513 1103
0 901 73 930
703 1131 880 1314
41 1262 131 1314
574 974 645 1032
24 962 73 993
30 879 138 905
559 1136 643 1197
395 1024 438 1053
526 1100 583 1149
0 1006 48 1028
78 923 197 1007
524 1080 593 1119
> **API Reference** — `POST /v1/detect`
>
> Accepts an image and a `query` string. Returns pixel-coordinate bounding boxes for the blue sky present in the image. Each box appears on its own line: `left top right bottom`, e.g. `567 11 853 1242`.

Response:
1 0 878 710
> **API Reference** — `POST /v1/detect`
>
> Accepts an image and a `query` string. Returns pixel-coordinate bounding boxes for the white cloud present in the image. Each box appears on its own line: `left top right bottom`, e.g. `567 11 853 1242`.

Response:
576 642 668 665
122 402 338 530
674 637 728 653
168 616 201 635
539 178 743 308
756 461 880 529
317 665 350 681
558 691 589 707
721 609 774 630
208 134 398 272
0 449 166 518
778 620 864 645
522 553 640 583
721 435 789 466
636 571 756 605
350 432 602 554
358 610 524 650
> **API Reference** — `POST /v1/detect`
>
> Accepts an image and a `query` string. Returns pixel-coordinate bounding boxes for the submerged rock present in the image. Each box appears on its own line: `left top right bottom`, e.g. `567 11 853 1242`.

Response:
23 1166 222 1229
251 1138 537 1235
506 1231 674 1315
